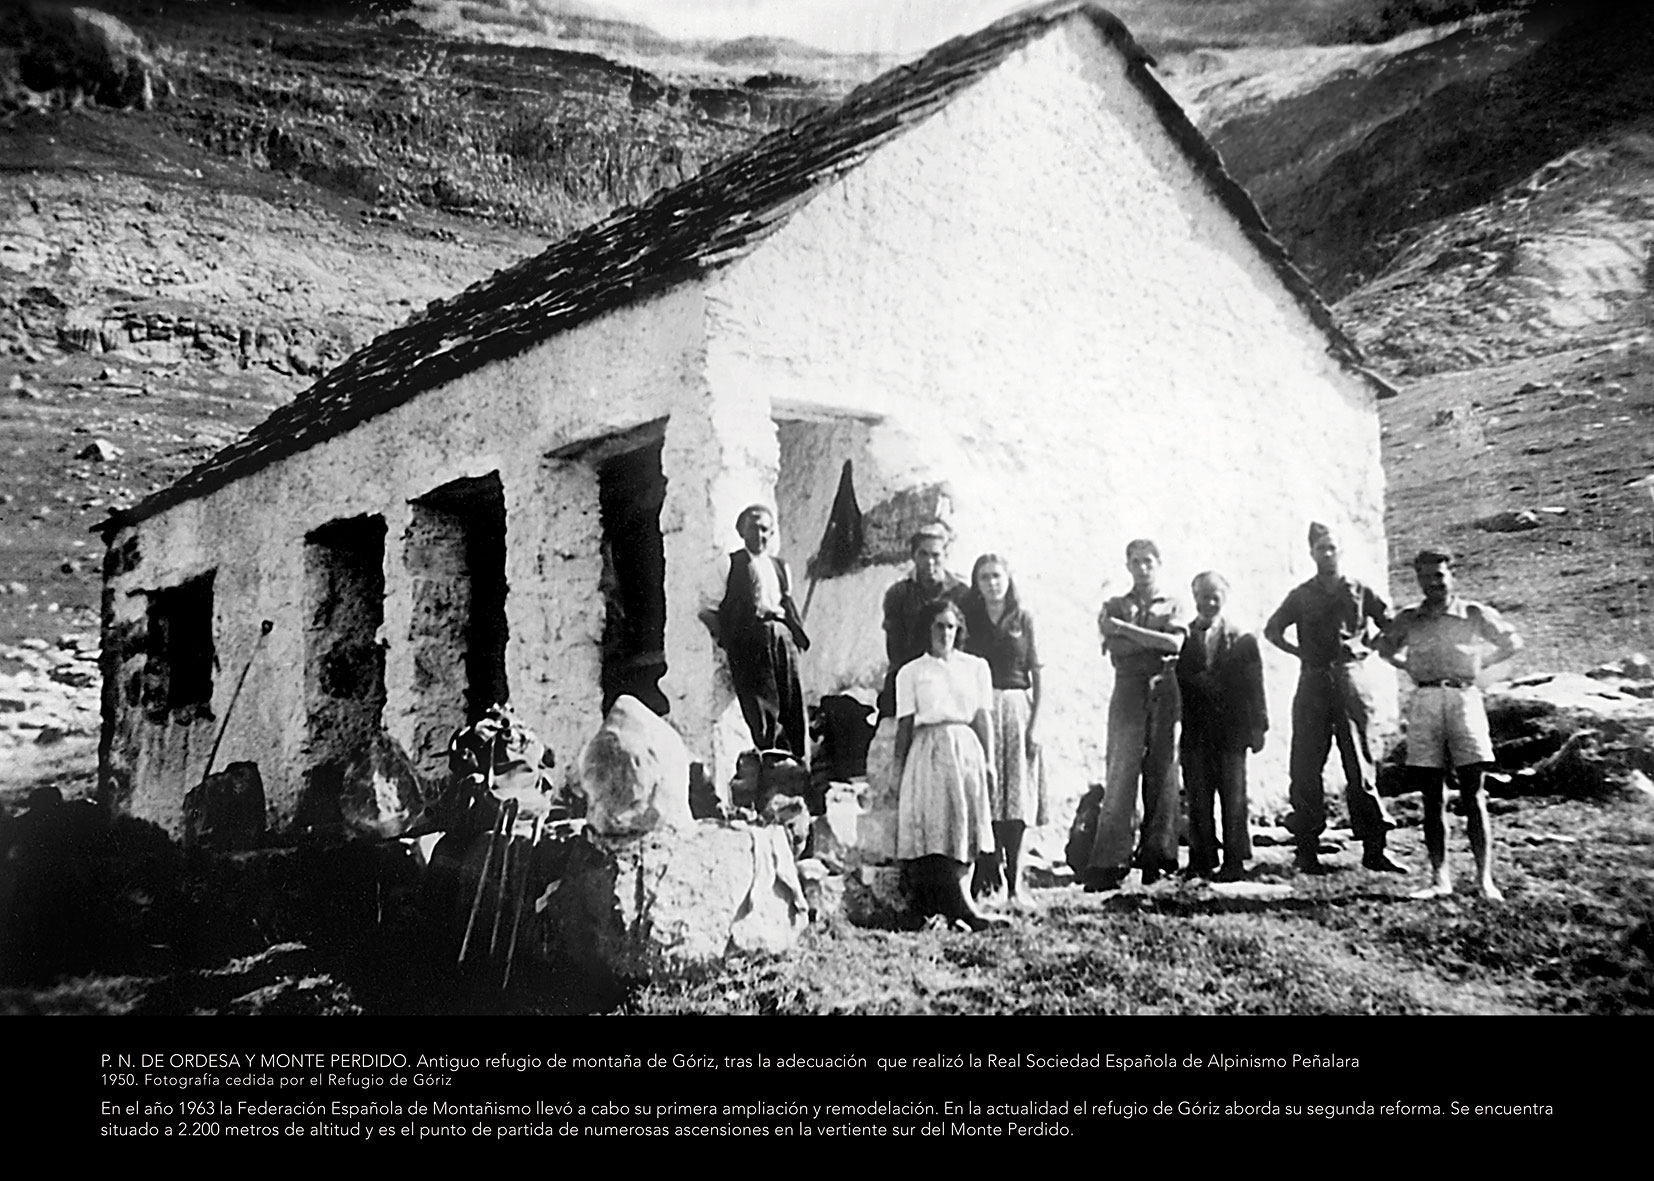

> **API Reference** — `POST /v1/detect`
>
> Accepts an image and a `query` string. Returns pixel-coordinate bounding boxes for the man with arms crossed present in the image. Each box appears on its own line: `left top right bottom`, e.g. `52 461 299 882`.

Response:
1376 548 1522 900
1088 538 1186 890
1265 522 1406 875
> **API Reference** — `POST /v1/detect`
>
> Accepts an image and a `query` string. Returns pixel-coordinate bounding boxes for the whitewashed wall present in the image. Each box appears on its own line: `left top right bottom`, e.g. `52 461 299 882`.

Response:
704 19 1391 815
104 288 707 836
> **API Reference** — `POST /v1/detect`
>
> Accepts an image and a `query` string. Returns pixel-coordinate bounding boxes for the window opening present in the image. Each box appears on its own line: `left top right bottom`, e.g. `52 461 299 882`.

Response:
142 571 216 723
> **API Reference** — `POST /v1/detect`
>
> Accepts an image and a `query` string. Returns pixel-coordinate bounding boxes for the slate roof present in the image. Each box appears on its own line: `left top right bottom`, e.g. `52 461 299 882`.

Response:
108 1 1387 532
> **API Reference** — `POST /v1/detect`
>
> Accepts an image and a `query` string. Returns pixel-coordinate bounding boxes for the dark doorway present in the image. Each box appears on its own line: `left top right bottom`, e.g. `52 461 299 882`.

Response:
299 514 387 827
597 443 667 715
405 473 509 779
140 570 216 725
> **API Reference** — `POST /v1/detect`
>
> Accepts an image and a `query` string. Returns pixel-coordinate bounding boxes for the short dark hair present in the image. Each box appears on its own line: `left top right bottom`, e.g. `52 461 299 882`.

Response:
1125 538 1160 562
735 504 773 533
917 597 966 644
1191 570 1229 593
1412 547 1454 570
909 521 952 553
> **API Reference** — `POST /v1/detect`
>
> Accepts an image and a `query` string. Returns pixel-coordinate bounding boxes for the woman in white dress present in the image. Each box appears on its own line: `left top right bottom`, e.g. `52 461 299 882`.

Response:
893 599 1001 931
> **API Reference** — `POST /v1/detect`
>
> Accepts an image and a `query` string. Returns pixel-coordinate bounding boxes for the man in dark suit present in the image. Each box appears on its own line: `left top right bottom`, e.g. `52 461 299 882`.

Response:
717 505 810 761
1177 571 1268 881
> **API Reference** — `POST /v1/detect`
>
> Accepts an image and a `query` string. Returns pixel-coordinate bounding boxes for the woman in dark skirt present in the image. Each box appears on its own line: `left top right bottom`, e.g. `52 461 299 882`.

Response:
962 553 1043 904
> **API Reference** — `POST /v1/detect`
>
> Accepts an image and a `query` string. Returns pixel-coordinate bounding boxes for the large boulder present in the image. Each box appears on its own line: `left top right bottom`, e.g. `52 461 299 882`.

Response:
575 696 693 838
338 732 430 840
535 822 807 985
7 5 170 110
852 716 902 864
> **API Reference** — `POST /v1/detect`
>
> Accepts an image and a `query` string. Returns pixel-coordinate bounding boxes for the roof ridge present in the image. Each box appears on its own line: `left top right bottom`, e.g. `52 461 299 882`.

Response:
107 2 1375 532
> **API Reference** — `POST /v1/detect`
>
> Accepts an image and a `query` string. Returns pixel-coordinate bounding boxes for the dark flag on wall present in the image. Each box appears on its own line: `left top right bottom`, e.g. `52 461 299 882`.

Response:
809 460 863 579
802 460 863 620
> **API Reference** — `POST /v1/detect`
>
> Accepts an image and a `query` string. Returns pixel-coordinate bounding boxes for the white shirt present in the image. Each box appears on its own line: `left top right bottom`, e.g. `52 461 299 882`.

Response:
751 552 783 616
895 651 992 725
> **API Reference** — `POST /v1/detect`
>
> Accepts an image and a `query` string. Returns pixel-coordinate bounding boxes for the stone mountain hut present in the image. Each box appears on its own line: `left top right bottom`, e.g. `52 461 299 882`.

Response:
97 2 1397 840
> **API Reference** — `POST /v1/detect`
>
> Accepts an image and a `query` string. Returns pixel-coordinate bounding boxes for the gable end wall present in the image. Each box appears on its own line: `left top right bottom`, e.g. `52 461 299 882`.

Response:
703 19 1391 811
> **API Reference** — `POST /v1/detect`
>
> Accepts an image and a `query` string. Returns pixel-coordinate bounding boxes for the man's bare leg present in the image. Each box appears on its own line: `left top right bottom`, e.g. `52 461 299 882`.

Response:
1409 767 1454 899
1460 764 1503 900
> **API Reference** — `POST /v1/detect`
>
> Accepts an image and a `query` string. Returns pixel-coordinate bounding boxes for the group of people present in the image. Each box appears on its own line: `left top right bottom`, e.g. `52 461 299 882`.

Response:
717 506 1522 933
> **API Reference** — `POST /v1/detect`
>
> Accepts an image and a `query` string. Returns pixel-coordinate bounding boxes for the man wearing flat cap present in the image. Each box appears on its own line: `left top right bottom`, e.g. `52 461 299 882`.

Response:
1265 522 1406 875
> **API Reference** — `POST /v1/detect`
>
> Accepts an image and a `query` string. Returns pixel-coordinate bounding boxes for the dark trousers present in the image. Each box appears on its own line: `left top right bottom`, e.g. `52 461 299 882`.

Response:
1288 665 1390 851
1181 734 1250 872
1089 670 1180 872
729 623 809 764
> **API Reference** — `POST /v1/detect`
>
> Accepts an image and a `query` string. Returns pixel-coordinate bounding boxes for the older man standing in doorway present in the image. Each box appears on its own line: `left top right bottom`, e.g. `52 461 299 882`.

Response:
1265 522 1407 876
1086 538 1187 891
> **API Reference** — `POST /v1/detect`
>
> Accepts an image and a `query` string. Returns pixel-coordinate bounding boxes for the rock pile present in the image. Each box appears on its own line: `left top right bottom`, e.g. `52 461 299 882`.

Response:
0 633 100 753
1480 666 1654 800
535 698 808 986
3 5 171 112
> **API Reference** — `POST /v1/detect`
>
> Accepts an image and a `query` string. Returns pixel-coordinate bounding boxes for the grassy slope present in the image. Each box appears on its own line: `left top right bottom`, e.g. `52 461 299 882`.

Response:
1381 345 1654 675
626 795 1651 1017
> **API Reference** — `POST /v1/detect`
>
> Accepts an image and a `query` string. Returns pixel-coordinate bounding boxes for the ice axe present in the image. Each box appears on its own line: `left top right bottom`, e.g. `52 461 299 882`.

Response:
457 735 502 965
202 618 274 780
500 812 545 991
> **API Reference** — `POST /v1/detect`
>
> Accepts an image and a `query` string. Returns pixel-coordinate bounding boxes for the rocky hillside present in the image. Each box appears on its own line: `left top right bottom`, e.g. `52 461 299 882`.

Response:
1157 2 1654 680
0 0 821 780
1171 1 1654 375
0 0 832 648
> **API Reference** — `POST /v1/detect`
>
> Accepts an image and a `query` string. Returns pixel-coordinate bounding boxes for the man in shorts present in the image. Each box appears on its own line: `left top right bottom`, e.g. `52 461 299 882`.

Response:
1376 548 1523 900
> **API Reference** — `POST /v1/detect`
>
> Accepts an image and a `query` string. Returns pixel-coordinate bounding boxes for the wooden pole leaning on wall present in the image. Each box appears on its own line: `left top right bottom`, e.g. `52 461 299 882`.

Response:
202 618 274 782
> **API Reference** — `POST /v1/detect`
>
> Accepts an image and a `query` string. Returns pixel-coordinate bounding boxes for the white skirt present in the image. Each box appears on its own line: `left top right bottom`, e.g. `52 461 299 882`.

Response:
988 687 1046 824
897 722 995 863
